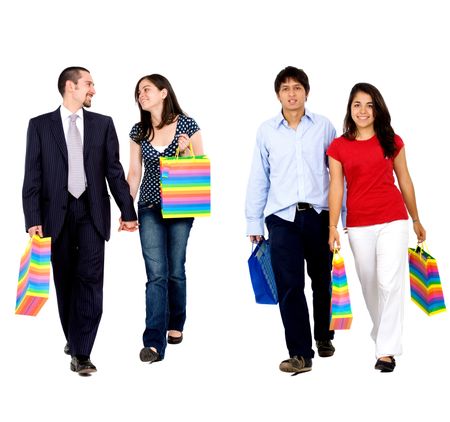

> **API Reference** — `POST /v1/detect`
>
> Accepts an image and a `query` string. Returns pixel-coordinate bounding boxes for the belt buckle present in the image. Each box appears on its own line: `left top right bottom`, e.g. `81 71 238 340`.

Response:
296 202 310 211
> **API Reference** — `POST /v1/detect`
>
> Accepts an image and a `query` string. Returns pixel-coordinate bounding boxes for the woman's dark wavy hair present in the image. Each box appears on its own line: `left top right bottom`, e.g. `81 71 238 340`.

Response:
343 82 396 158
134 74 185 142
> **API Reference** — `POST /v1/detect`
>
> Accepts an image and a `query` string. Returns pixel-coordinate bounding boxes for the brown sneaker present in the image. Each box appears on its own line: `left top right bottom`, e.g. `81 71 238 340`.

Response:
279 356 312 373
316 340 335 357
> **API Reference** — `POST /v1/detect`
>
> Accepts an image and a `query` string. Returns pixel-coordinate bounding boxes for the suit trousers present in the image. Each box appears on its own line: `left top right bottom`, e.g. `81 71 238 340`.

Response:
347 219 408 358
266 208 333 359
51 193 105 357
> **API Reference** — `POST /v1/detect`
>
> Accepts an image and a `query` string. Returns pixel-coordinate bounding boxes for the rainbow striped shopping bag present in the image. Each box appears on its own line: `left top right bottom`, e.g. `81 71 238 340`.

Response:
329 249 353 330
16 235 51 316
160 147 210 218
408 243 446 315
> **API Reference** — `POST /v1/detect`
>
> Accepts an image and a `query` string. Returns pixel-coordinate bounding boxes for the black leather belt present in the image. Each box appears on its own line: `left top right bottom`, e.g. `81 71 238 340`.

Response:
296 202 312 211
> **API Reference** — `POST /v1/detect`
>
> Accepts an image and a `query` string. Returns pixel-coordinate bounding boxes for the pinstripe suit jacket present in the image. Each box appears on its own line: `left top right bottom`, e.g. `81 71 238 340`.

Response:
22 107 137 241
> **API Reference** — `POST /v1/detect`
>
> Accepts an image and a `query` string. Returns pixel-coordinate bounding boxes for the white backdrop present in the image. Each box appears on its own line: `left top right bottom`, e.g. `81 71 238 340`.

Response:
1 1 448 421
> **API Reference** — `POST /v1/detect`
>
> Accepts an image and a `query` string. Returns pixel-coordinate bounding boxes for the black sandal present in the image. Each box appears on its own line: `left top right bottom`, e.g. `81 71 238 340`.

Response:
374 356 396 372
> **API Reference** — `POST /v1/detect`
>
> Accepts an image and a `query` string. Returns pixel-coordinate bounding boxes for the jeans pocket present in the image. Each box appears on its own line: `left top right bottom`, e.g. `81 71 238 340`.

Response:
138 201 156 211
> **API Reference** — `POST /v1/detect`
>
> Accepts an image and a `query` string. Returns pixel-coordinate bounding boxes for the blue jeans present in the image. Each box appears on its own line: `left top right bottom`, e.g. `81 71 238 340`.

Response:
138 202 193 358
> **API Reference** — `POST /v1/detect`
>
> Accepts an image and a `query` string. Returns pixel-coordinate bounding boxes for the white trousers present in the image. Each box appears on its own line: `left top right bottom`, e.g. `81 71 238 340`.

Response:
347 220 408 358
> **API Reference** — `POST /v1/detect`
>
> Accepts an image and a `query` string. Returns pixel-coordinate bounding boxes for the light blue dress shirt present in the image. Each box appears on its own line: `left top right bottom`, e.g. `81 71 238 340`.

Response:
246 110 340 235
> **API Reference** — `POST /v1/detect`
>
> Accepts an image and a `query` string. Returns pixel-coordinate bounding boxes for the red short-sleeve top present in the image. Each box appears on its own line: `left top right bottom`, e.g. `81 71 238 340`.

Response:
327 134 408 227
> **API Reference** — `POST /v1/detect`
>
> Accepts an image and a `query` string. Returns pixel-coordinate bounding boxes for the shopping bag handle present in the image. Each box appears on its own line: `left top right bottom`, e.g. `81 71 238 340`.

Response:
175 141 194 159
415 241 430 256
26 234 45 247
251 237 266 253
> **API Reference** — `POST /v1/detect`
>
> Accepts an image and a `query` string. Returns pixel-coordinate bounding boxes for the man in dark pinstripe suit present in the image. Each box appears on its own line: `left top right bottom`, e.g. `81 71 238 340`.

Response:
22 66 138 376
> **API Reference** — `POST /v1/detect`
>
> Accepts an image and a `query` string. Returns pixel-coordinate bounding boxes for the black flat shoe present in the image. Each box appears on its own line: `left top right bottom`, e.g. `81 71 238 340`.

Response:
140 347 161 363
375 356 396 372
316 340 335 357
70 357 97 376
64 343 70 355
167 332 183 345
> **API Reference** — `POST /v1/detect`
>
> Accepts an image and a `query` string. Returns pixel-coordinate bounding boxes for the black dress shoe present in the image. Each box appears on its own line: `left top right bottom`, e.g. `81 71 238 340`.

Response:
139 347 161 363
64 343 70 355
316 340 335 357
70 357 97 375
167 332 183 345
375 357 396 372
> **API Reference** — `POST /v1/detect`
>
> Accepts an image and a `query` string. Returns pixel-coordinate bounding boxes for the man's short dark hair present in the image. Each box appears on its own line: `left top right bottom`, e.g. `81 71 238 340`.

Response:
274 66 310 95
57 66 90 96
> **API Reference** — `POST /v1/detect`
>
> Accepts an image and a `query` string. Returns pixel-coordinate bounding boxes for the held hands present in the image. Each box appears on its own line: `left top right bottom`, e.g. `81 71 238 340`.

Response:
118 218 139 232
28 225 43 238
178 134 191 155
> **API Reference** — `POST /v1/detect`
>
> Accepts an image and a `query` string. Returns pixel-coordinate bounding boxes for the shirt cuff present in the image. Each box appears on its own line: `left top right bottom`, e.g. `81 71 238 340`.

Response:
246 220 265 236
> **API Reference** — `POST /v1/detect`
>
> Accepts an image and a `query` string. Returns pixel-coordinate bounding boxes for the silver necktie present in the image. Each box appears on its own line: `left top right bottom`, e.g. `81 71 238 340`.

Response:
67 114 85 198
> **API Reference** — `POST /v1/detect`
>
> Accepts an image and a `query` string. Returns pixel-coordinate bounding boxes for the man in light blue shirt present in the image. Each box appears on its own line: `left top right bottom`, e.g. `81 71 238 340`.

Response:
246 66 337 374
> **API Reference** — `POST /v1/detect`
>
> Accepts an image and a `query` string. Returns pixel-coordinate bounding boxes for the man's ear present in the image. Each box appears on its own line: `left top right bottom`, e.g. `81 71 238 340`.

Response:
66 79 76 93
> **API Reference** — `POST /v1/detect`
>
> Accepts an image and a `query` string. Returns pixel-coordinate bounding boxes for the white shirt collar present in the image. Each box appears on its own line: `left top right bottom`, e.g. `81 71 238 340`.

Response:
60 105 83 121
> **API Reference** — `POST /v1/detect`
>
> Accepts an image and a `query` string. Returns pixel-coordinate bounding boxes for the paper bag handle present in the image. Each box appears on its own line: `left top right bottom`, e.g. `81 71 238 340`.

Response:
175 141 194 159
415 241 430 256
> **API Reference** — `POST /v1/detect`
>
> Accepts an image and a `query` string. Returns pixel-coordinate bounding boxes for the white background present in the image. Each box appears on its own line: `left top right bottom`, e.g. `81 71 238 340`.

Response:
1 1 449 421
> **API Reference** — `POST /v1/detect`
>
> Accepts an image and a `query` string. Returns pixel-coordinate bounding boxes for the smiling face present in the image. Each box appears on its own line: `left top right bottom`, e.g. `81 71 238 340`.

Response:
72 70 95 108
276 78 307 113
350 91 375 134
137 79 167 112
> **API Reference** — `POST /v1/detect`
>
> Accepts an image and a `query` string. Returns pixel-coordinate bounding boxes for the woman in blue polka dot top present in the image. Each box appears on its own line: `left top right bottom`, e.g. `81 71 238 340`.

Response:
126 74 204 364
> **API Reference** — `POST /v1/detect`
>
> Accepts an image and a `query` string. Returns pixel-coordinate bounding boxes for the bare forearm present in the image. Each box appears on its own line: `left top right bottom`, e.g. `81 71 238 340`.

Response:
399 178 420 221
329 181 343 226
127 173 141 201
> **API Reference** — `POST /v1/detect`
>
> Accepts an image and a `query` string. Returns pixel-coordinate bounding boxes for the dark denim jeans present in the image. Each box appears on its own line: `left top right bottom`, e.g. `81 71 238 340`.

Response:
138 202 193 358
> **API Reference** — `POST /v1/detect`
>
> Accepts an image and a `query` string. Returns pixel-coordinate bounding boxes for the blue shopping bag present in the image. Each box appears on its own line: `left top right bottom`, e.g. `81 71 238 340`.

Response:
248 240 278 304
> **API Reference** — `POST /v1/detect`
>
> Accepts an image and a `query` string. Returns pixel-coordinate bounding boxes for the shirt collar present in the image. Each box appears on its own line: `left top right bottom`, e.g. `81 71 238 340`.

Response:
60 105 83 122
276 108 314 128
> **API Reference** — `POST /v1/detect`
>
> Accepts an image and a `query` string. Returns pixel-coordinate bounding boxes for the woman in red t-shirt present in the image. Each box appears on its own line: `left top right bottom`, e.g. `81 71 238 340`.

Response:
327 83 426 373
